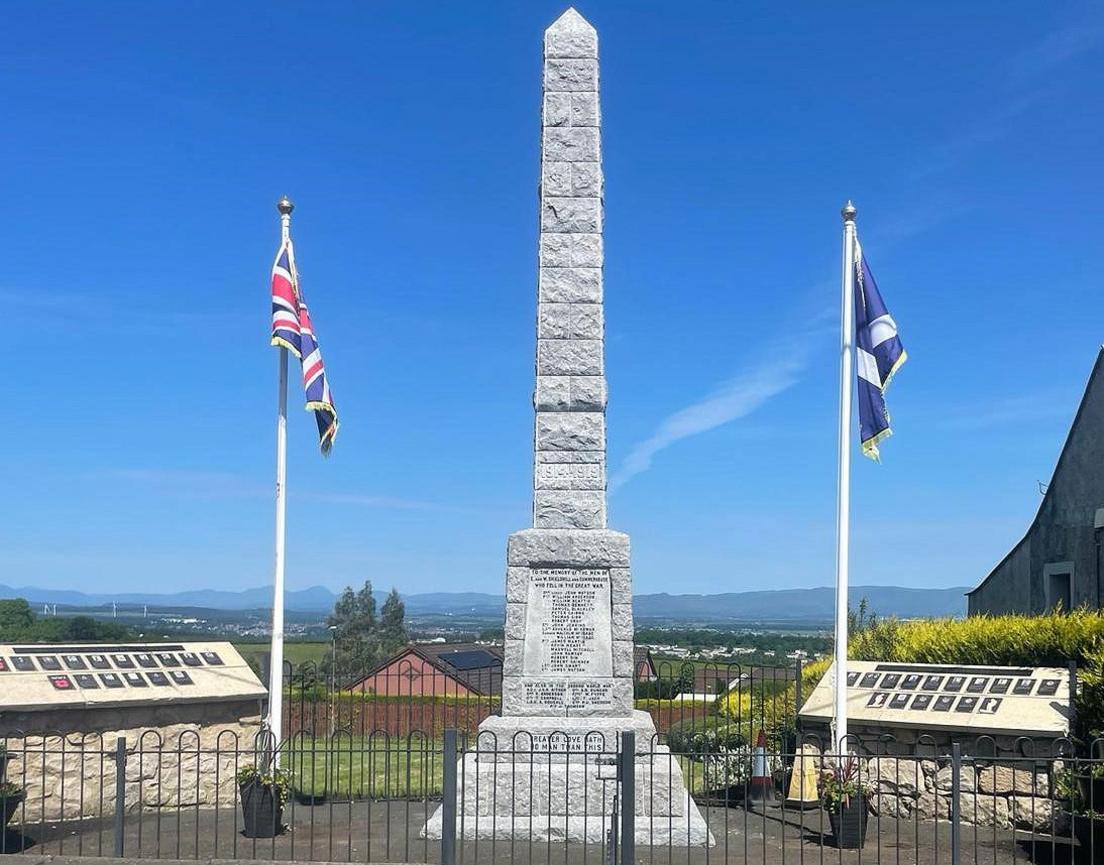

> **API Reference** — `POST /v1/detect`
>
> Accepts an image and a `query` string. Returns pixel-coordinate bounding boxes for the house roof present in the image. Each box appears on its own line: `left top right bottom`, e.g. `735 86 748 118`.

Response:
968 346 1104 598
349 642 503 696
350 642 655 696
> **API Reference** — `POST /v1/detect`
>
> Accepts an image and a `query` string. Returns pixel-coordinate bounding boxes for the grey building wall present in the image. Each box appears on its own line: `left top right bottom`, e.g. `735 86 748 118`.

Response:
969 348 1104 615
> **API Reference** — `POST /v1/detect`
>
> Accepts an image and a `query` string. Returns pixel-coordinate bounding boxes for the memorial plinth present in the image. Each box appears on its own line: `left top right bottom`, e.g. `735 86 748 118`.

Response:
424 8 711 846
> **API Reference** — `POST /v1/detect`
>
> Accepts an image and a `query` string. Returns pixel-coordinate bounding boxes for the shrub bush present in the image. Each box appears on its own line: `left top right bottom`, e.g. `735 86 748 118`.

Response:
666 715 747 755
849 609 1104 668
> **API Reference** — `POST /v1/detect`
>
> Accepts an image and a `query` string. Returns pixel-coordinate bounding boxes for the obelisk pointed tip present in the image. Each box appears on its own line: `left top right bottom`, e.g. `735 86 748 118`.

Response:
549 7 593 32
545 7 597 58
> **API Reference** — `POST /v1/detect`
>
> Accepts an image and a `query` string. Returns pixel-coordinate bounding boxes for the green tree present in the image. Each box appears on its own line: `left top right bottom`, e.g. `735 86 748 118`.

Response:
0 599 133 642
378 588 408 654
0 599 35 635
324 580 381 683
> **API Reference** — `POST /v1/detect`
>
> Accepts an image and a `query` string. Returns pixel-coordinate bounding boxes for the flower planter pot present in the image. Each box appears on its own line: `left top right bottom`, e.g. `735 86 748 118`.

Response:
1 789 25 829
239 781 284 838
827 795 869 849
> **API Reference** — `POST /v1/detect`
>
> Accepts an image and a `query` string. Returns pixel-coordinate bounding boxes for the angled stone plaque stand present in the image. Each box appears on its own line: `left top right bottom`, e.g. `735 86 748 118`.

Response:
424 8 711 846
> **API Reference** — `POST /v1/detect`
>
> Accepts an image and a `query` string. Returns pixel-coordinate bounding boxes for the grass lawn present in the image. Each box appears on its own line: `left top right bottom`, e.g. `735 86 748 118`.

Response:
280 737 726 802
284 737 445 799
234 640 329 669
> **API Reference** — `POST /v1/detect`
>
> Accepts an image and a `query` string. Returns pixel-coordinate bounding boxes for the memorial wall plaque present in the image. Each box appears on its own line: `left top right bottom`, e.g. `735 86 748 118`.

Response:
0 641 265 711
523 568 612 677
799 660 1071 737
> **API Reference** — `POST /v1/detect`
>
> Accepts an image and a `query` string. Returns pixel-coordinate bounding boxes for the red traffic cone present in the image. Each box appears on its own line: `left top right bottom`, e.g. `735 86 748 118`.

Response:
748 729 775 806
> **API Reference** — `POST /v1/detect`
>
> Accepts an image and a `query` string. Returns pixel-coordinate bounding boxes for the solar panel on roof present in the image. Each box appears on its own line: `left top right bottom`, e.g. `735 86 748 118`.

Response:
439 650 500 671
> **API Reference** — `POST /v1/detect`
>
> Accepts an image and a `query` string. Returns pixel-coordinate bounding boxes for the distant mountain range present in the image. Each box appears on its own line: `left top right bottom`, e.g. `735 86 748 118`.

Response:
0 583 969 622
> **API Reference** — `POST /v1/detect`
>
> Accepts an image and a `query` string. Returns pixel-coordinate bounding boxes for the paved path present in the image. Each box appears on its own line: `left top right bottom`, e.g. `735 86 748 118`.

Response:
1 801 1086 864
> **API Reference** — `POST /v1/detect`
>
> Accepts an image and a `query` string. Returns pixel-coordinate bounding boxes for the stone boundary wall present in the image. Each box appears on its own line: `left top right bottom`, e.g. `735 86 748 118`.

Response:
1 702 261 822
792 742 1062 831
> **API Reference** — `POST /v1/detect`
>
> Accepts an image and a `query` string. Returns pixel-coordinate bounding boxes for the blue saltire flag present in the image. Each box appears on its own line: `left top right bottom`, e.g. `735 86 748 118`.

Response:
853 235 906 461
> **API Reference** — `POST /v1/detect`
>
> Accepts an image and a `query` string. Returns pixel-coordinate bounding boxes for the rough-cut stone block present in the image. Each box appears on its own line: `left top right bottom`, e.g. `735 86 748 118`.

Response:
506 567 529 602
572 162 602 197
505 603 527 639
538 339 602 376
959 790 1012 828
534 490 606 529
569 376 607 410
541 161 573 196
611 604 633 640
977 765 1046 796
543 92 571 126
534 376 570 410
572 233 602 266
915 788 951 821
539 234 603 268
544 9 598 60
544 59 598 92
506 528 630 567
1010 794 1054 830
539 267 602 303
571 92 599 126
536 411 604 451
539 303 602 340
534 376 607 412
935 764 976 793
612 640 634 677
869 758 924 797
543 197 601 233
610 568 631 600
539 233 572 267
502 638 524 676
543 127 599 162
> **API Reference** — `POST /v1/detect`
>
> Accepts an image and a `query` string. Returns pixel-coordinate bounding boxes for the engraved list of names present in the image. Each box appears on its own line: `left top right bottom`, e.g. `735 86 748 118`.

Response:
523 568 613 677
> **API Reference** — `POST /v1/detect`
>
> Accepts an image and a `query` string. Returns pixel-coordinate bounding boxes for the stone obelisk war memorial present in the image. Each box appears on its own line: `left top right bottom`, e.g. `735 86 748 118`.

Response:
426 8 711 846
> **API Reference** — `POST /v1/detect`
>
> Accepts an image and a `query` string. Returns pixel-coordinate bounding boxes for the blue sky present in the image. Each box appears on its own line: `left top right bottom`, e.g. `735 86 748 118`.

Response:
3 2 1103 597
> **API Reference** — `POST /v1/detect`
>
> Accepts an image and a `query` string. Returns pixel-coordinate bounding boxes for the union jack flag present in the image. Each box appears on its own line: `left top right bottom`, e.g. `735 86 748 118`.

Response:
271 238 339 454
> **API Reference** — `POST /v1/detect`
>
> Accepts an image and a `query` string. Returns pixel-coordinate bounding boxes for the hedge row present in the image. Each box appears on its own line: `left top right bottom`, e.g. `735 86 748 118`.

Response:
848 609 1104 668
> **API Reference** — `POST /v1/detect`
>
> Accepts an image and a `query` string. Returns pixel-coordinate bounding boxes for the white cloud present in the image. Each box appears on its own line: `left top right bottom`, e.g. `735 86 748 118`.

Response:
610 326 828 490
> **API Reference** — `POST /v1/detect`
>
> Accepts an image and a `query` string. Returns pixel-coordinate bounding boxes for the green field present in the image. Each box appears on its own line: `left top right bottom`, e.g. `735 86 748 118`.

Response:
234 640 329 669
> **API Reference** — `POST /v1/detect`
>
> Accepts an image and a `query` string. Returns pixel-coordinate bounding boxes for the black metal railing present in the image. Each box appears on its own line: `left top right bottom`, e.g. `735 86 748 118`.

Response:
1 729 1100 864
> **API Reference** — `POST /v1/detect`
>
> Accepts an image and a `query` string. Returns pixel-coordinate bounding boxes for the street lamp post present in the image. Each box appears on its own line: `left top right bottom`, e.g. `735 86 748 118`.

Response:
329 625 338 739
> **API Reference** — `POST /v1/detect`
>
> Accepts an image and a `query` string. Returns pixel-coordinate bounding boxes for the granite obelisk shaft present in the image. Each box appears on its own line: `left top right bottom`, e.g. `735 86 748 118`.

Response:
424 11 713 843
500 7 636 719
533 8 607 531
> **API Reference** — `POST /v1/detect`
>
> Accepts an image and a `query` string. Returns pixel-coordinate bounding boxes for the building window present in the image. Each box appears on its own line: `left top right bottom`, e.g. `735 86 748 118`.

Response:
1043 562 1074 612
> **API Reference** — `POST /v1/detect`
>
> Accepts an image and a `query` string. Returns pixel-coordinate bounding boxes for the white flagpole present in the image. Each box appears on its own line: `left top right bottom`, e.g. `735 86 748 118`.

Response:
267 195 294 756
833 200 857 758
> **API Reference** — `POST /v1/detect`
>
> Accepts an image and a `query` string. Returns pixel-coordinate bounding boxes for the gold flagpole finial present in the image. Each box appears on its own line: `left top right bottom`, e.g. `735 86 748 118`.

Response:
277 196 295 216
